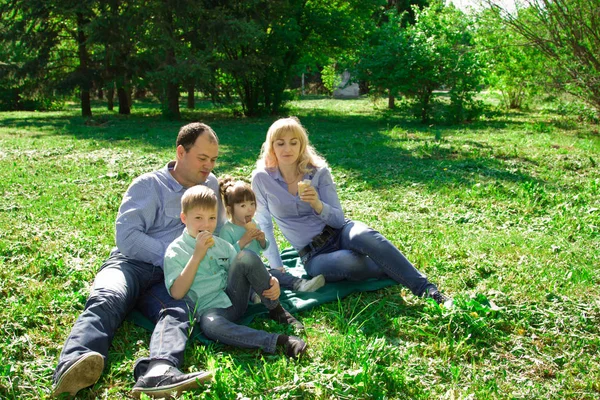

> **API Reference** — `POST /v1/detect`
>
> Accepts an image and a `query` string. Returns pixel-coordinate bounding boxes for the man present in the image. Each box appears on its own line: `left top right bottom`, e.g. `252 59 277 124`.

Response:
53 123 228 398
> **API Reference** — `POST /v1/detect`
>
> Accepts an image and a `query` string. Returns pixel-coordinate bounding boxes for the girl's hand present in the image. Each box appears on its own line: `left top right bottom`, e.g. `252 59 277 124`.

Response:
239 228 259 249
254 230 267 249
262 276 280 300
299 185 323 214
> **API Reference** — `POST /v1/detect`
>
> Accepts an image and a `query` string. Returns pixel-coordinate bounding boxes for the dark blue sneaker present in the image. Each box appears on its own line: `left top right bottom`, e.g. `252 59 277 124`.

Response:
132 367 212 398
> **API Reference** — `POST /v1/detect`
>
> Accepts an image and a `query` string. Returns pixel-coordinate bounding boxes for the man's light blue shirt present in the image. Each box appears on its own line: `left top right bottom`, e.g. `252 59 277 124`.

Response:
115 161 226 267
251 166 345 268
218 220 270 254
164 229 237 315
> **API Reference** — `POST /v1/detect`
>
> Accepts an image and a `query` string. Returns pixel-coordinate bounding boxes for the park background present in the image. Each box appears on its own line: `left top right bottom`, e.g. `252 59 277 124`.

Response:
1 0 599 398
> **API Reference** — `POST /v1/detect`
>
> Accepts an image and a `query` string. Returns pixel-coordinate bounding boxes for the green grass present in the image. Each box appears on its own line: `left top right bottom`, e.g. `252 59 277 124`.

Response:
0 96 599 399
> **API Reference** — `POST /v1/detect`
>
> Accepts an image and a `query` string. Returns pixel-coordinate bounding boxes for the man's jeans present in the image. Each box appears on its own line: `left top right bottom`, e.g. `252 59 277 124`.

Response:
199 250 281 353
54 252 195 382
303 220 435 296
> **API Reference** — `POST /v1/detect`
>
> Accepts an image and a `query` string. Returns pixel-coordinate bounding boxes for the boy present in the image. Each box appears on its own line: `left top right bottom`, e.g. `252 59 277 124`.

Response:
163 185 307 358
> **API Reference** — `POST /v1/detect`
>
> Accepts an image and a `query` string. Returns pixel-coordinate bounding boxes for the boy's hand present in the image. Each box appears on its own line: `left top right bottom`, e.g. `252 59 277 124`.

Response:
262 276 280 300
194 231 214 255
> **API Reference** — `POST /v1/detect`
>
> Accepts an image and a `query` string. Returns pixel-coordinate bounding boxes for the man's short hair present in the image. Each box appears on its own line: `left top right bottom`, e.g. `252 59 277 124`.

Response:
177 122 219 152
181 185 218 214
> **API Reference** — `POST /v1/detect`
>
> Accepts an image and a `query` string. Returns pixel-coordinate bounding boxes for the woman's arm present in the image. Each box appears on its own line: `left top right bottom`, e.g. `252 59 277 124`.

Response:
252 172 285 268
301 168 345 228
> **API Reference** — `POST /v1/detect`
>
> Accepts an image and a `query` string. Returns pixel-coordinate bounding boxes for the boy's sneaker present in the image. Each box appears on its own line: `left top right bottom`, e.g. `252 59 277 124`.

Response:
52 351 104 398
283 336 308 359
295 274 326 292
131 367 212 398
269 304 304 332
424 287 453 308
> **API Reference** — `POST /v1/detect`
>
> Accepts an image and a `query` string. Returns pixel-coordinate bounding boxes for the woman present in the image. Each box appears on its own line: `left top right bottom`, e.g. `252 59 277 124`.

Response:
251 117 451 305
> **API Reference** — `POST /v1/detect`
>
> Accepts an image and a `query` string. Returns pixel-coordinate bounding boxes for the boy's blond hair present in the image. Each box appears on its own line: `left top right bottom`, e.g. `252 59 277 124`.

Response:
181 185 217 214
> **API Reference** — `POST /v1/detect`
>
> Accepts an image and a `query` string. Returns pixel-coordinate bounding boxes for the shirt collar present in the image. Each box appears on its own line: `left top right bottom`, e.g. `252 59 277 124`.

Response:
163 161 184 192
269 167 286 183
268 167 314 182
182 228 197 247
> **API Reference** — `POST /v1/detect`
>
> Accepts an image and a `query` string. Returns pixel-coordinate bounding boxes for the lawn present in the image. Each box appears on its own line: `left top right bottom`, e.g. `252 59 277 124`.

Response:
0 96 599 399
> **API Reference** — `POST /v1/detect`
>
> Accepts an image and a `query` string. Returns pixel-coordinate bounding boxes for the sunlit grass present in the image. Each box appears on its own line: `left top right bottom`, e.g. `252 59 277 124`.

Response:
0 96 599 398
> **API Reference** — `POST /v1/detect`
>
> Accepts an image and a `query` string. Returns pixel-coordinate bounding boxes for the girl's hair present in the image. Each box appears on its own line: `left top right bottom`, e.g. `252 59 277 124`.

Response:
218 175 256 214
256 116 327 175
181 185 217 214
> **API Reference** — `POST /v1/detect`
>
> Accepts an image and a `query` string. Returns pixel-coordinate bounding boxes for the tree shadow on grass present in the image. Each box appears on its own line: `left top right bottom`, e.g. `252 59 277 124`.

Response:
1 103 545 194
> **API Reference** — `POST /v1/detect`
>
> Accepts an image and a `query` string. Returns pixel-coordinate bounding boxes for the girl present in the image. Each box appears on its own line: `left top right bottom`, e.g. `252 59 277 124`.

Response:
251 117 452 306
218 175 326 294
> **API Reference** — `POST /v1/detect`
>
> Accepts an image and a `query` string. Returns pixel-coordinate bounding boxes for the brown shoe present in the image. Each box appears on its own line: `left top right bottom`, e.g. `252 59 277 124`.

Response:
52 352 104 398
269 304 304 332
131 368 212 398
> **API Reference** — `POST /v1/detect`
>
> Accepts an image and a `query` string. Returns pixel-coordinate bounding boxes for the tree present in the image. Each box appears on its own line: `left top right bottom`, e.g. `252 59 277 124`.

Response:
474 8 548 109
1 0 99 117
489 0 600 112
201 0 378 116
356 1 484 122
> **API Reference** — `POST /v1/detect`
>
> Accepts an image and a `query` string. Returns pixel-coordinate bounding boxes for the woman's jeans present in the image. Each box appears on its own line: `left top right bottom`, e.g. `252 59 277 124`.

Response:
198 250 281 353
303 220 435 296
54 251 196 382
268 267 301 290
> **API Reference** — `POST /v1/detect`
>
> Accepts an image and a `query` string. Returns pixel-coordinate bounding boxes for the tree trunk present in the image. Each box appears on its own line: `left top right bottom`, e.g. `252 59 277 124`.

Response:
162 6 180 120
420 88 432 123
107 83 115 111
187 84 195 109
117 86 130 114
98 88 103 100
388 89 395 109
76 12 92 118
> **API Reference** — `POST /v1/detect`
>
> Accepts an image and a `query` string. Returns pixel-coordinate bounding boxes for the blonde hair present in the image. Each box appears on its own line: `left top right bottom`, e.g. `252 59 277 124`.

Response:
256 117 327 175
181 185 217 215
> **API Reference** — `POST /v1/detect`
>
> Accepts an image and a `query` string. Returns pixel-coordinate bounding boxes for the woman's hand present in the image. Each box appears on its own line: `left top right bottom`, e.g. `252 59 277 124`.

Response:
262 276 280 300
299 185 323 214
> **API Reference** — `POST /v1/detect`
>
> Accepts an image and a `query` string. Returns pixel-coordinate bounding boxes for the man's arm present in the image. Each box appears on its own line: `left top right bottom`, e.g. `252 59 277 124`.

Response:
115 177 169 266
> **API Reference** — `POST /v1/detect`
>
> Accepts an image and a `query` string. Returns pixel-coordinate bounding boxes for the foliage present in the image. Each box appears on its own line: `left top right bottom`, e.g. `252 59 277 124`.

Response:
489 0 600 113
320 63 341 95
474 9 549 110
200 0 378 116
356 1 484 123
1 97 599 398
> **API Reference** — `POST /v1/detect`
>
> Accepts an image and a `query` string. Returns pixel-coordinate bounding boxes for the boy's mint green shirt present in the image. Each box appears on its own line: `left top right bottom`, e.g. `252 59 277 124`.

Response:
218 220 269 255
164 229 238 316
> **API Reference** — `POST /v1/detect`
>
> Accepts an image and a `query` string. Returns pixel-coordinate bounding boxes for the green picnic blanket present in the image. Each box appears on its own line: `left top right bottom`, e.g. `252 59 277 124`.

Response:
128 249 397 344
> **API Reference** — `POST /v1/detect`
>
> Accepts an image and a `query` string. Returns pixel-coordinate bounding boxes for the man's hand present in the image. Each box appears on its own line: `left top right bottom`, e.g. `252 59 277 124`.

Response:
262 276 280 300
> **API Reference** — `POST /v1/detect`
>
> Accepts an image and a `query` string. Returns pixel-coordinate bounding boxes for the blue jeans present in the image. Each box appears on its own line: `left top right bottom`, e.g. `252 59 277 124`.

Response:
268 267 301 290
199 250 281 353
302 220 435 296
54 251 195 382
